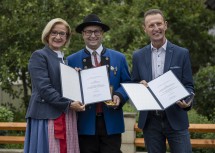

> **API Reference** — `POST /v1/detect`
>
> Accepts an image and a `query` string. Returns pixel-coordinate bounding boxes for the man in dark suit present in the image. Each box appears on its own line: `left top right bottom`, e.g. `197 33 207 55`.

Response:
131 9 194 153
67 14 131 153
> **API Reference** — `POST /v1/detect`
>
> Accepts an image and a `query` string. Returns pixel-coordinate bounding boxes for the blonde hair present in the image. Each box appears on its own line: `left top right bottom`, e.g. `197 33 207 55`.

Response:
41 18 71 47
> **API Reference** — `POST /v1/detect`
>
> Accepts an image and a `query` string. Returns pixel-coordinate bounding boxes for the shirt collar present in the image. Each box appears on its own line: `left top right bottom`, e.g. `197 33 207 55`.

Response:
86 45 103 55
151 39 167 51
54 50 64 58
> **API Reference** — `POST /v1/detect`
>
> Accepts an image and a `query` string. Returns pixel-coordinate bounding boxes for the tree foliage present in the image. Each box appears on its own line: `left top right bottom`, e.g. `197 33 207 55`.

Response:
0 106 14 122
194 65 215 122
0 0 90 109
0 0 215 116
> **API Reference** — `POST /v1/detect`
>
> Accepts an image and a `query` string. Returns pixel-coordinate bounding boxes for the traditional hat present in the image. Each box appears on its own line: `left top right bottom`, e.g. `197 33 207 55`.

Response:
75 14 110 33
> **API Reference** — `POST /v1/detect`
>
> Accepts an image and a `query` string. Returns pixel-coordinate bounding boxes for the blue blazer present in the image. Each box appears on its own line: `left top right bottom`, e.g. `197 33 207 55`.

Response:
67 48 131 135
132 41 194 130
26 45 70 119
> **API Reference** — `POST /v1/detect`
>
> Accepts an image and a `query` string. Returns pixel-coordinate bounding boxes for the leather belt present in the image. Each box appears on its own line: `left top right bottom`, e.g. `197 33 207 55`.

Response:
149 110 166 117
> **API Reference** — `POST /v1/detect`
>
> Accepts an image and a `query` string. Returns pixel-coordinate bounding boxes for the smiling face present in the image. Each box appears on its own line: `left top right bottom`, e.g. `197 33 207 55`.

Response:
143 13 167 48
48 23 68 50
82 25 103 50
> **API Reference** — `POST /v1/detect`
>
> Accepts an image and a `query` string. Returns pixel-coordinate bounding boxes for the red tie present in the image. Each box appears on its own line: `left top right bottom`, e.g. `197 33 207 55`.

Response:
92 51 99 67
92 51 103 114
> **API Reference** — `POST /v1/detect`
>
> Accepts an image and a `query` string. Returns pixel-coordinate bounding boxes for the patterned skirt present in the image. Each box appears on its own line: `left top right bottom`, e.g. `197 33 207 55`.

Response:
24 110 79 153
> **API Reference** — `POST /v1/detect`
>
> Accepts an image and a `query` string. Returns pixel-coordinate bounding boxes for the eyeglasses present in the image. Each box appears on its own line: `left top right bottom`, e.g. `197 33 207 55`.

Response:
83 30 102 36
50 31 67 37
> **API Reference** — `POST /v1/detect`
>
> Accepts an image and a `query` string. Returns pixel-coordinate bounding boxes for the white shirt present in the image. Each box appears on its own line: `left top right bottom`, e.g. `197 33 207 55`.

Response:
86 45 103 66
151 40 167 79
54 50 65 64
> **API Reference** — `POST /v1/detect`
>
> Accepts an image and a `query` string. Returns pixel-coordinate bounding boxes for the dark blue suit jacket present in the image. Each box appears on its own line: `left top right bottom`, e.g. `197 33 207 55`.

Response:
26 45 70 119
67 48 131 135
132 41 194 130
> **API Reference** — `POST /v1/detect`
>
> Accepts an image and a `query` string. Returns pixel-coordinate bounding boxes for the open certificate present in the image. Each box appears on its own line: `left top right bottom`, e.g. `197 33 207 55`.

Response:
121 70 190 111
60 63 112 105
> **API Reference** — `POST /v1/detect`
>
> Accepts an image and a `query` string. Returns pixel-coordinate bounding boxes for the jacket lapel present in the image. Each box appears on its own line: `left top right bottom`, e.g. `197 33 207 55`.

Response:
101 48 110 73
82 48 110 73
164 41 174 73
145 45 153 81
82 49 92 69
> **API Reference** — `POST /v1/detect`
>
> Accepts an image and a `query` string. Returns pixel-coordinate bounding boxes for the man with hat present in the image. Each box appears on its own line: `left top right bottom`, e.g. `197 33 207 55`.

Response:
67 14 131 153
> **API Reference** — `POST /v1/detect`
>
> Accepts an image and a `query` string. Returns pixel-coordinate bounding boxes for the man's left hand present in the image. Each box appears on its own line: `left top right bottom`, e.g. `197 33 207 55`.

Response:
177 100 191 108
113 95 120 107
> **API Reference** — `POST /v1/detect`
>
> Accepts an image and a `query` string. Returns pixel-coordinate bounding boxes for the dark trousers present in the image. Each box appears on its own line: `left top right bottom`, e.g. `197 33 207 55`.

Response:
143 111 192 153
78 115 122 153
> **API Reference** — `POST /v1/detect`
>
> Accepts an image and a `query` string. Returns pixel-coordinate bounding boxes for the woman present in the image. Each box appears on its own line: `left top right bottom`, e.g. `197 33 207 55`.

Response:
24 18 85 153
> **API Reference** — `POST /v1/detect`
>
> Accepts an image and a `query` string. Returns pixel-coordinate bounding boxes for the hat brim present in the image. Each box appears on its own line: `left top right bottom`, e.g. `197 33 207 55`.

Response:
75 21 110 33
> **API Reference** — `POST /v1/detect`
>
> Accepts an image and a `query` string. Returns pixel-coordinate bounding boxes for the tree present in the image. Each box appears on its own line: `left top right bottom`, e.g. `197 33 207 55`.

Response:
75 0 215 70
194 65 215 122
0 0 215 114
0 0 91 109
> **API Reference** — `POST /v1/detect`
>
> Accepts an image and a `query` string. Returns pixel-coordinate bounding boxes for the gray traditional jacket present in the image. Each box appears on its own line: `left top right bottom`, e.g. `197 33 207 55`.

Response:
26 45 70 119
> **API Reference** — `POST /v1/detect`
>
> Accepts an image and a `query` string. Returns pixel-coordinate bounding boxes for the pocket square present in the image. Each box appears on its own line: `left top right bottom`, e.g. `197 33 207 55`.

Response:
170 66 181 69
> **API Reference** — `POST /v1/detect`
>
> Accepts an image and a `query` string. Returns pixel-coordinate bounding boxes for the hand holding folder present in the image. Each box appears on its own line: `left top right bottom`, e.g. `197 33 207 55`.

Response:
121 70 191 111
60 63 112 105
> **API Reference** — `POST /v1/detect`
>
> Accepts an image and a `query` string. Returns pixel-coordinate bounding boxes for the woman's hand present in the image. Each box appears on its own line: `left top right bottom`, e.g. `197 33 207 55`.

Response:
70 101 85 112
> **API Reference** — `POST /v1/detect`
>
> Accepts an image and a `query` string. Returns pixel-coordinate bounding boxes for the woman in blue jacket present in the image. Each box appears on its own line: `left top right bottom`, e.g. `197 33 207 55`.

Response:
24 18 85 153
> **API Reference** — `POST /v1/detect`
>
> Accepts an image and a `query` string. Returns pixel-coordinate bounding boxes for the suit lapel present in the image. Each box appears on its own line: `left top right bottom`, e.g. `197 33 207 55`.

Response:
82 48 110 73
145 45 153 81
82 49 92 69
164 41 174 73
101 48 110 73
